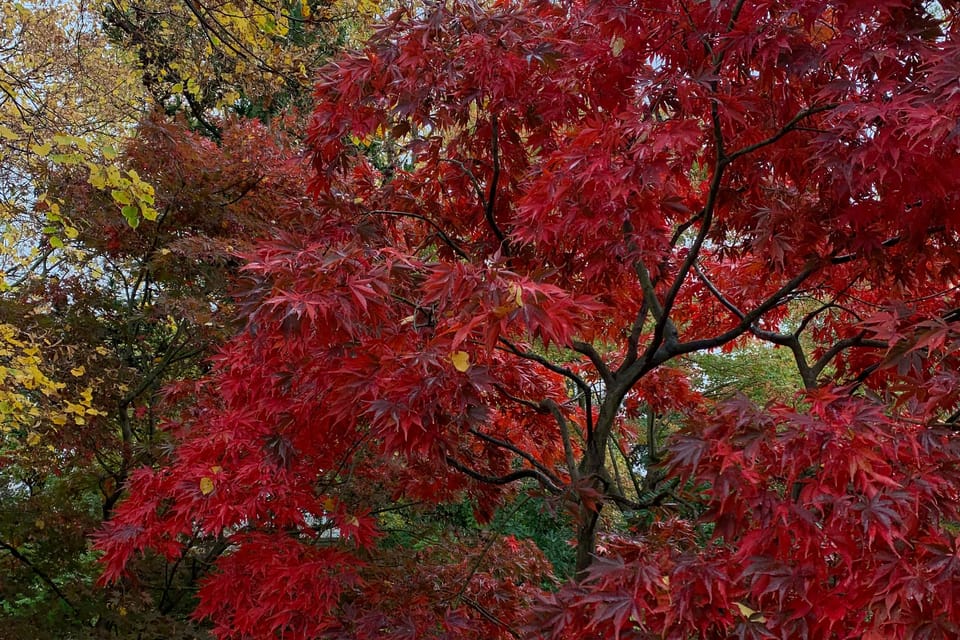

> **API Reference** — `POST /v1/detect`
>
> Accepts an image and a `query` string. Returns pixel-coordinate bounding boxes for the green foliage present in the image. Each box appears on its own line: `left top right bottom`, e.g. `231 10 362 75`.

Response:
691 344 803 403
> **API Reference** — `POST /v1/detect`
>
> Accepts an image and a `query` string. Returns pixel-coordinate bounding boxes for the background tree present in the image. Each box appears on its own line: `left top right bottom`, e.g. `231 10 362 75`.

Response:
100 0 960 638
1 0 362 636
101 0 381 134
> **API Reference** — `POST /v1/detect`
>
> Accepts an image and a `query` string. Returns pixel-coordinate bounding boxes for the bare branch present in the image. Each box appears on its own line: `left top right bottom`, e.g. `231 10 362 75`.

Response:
493 384 547 413
809 333 887 381
622 299 649 370
441 158 486 204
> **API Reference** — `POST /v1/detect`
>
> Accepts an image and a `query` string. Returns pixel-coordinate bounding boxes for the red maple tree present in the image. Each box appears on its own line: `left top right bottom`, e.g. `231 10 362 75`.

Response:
100 1 960 638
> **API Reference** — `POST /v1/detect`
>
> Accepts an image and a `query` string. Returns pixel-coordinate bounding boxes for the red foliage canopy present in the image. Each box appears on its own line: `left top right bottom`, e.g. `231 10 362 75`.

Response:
100 1 960 638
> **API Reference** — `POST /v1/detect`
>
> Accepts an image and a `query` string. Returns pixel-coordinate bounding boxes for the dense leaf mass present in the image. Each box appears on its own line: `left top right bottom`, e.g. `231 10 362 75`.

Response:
100 1 960 638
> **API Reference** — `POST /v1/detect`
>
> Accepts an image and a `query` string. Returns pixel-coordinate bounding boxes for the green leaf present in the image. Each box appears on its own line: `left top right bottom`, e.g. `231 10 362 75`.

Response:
49 153 83 165
121 205 140 228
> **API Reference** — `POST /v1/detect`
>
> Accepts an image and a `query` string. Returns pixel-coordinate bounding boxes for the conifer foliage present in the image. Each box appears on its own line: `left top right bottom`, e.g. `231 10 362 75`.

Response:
101 1 960 638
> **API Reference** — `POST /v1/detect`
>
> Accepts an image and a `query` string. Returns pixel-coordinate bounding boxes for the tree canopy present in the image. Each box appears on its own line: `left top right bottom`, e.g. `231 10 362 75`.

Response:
93 1 960 639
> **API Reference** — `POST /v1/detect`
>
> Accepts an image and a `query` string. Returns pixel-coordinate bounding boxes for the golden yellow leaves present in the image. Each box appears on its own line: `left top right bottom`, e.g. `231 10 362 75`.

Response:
200 466 223 495
509 282 525 307
30 142 52 157
199 477 215 495
734 602 767 624
0 324 104 441
0 325 63 434
450 351 470 372
1 0 154 250
493 282 525 318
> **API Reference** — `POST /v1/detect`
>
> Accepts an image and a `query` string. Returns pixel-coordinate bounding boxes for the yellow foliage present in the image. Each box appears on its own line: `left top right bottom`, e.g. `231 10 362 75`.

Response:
0 324 101 452
450 351 471 372
199 477 215 495
0 0 155 257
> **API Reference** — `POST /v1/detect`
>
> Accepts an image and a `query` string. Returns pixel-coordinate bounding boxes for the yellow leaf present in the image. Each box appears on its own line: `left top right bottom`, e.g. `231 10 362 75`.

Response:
210 465 222 474
31 142 52 157
70 366 85 377
26 432 40 446
102 145 118 160
111 189 133 205
323 497 336 511
95 346 110 356
450 351 470 372
0 125 18 140
610 36 626 57
52 414 68 426
64 226 79 239
35 519 44 529
734 602 766 623
199 477 215 495
510 283 524 307
88 166 107 189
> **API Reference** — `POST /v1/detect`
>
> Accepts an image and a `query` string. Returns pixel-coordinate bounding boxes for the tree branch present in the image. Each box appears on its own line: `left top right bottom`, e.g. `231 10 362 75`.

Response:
444 455 562 493
830 225 945 264
622 299 649 371
725 103 838 163
670 262 819 357
0 538 77 615
571 340 613 385
493 384 548 413
542 398 579 483
693 261 816 387
366 209 470 260
441 158 486 206
808 333 887 381
498 337 594 435
484 116 508 252
467 427 563 488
